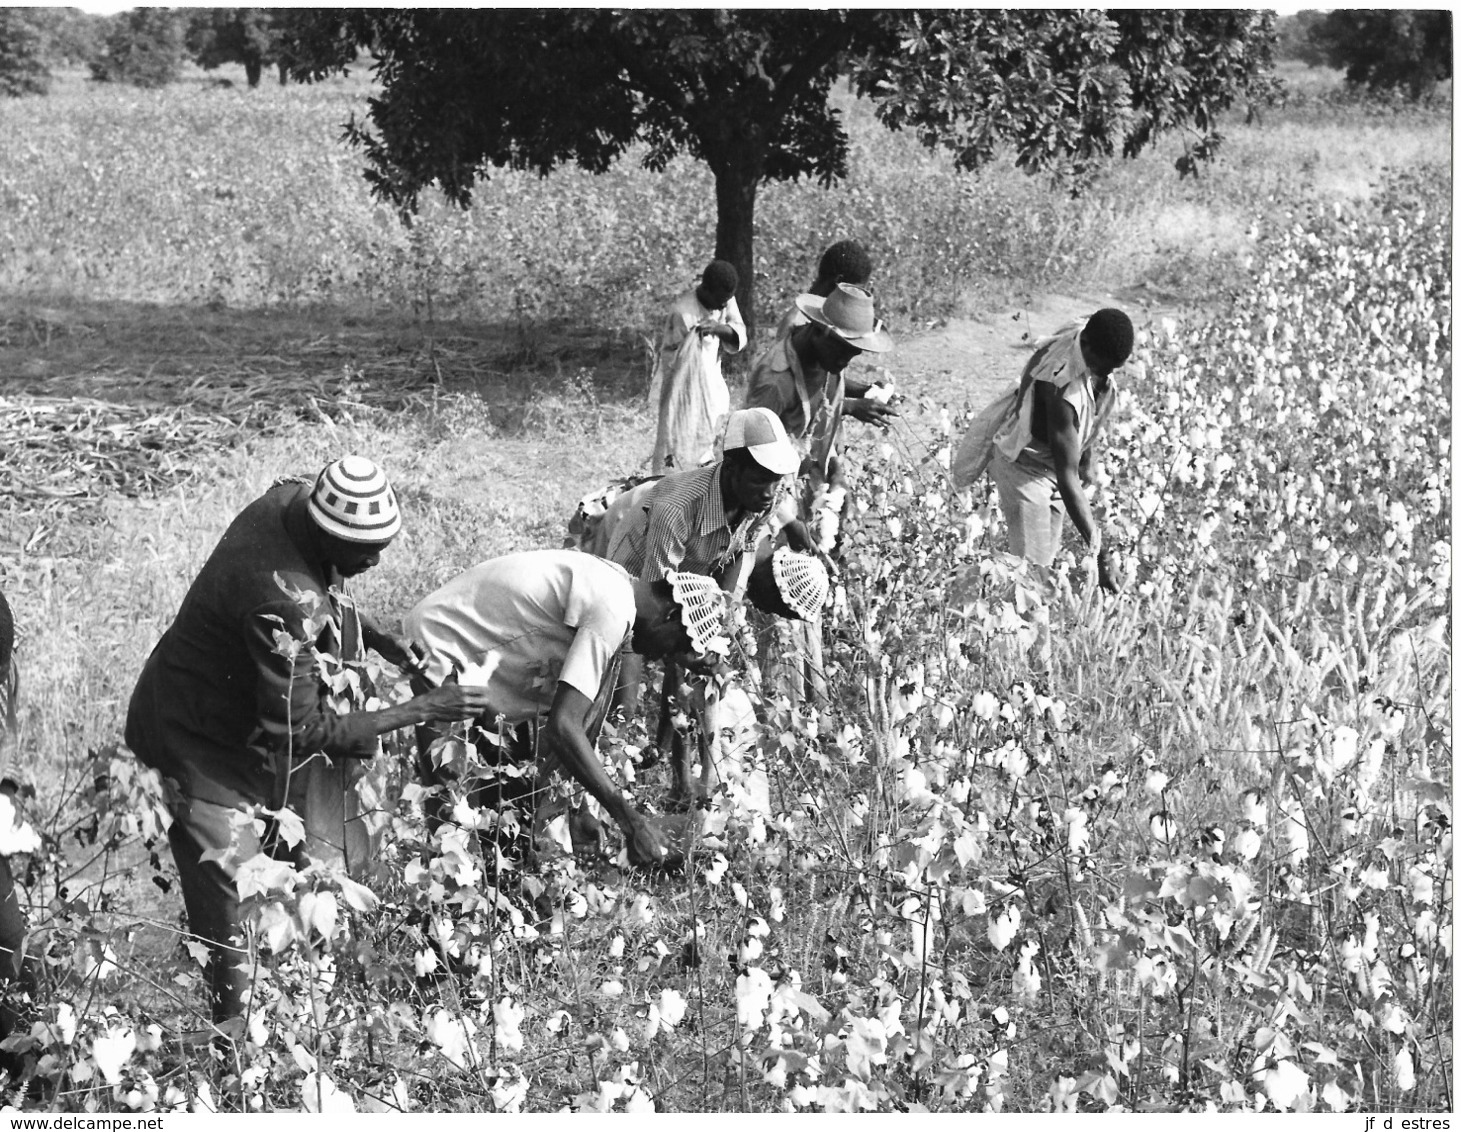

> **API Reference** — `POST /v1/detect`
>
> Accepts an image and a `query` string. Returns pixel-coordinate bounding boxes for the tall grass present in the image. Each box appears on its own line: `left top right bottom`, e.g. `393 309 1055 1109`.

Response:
0 64 1448 334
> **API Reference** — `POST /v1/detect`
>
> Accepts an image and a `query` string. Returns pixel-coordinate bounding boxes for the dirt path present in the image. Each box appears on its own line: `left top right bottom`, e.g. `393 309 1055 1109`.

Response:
889 289 1175 414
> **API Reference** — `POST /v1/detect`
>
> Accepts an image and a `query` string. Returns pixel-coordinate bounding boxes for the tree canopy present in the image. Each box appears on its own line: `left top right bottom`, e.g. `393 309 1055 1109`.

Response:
89 8 187 89
185 8 309 88
1304 10 1452 101
0 9 51 97
289 9 1277 332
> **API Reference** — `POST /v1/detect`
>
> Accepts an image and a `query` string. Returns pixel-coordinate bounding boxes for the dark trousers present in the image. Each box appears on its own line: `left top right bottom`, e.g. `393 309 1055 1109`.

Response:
167 819 250 1025
0 854 33 1049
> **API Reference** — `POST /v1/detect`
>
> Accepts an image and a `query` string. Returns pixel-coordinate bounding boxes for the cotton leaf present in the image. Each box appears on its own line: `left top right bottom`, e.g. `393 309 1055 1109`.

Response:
335 874 378 914
235 853 298 901
543 813 574 856
298 890 339 940
843 1016 887 1080
184 941 211 968
255 901 299 954
265 805 307 850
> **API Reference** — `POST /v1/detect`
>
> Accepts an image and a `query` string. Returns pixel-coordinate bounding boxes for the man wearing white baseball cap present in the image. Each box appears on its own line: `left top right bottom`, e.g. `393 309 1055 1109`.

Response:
126 455 495 1026
607 406 800 589
596 407 807 796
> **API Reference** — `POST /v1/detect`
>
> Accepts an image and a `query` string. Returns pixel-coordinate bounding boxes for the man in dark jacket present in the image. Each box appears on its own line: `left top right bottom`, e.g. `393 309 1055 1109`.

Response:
0 590 34 1056
126 456 493 1024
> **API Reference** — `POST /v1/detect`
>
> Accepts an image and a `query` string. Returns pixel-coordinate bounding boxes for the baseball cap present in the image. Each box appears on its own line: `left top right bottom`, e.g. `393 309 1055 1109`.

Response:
723 407 800 476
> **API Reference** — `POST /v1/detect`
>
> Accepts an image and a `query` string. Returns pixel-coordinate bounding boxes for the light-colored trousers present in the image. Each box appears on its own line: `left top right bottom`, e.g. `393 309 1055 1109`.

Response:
989 448 1065 567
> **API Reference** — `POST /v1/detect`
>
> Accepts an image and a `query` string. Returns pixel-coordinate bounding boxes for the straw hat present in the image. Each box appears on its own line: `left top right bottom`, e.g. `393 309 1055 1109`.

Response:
794 284 893 353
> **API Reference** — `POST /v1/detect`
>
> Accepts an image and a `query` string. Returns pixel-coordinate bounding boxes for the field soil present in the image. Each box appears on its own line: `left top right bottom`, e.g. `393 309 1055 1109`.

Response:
1 285 1182 419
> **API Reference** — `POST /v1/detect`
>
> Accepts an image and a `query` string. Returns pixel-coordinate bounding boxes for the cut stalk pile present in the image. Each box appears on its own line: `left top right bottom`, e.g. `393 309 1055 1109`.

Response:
0 372 437 553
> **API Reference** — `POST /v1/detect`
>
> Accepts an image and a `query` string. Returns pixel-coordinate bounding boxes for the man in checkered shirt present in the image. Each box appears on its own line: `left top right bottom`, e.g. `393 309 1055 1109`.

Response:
604 408 801 797
607 407 801 593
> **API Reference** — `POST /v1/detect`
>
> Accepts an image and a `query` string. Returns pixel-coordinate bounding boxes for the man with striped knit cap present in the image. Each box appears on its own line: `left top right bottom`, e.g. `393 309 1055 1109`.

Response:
126 456 495 1026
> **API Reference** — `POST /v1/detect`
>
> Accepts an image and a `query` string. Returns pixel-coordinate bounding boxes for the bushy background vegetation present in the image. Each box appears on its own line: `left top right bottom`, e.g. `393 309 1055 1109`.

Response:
0 52 1449 1113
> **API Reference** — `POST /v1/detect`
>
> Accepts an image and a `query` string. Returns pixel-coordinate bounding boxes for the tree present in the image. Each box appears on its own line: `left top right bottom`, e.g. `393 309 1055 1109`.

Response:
289 10 1276 332
186 8 307 88
90 8 186 89
1272 11 1329 67
0 9 51 97
1306 10 1452 100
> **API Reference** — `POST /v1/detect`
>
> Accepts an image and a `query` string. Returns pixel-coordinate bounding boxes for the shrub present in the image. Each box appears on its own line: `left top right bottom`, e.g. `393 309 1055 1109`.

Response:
89 9 186 90
0 9 51 98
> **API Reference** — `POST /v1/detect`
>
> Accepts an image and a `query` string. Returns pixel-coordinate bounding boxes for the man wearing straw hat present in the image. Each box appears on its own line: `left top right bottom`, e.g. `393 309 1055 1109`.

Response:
125 456 495 1025
746 282 897 473
744 285 897 702
403 550 731 868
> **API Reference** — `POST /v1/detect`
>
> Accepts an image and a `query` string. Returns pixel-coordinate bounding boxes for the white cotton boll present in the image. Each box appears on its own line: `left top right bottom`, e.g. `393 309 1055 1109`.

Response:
1240 790 1267 826
1362 913 1381 962
657 989 688 1029
1013 948 1042 1002
1355 739 1388 797
494 997 525 1054
1260 1059 1310 1111
971 691 999 721
1148 810 1177 846
1233 827 1263 861
1329 727 1359 772
1065 809 1089 855
987 905 1021 951
1408 866 1435 906
1394 1048 1416 1092
702 853 729 886
1278 797 1309 865
0 795 40 856
1144 769 1170 796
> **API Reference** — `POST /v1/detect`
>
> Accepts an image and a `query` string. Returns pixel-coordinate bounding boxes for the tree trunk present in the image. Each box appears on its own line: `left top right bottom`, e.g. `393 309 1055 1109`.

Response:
277 61 288 86
244 57 262 87
711 159 762 343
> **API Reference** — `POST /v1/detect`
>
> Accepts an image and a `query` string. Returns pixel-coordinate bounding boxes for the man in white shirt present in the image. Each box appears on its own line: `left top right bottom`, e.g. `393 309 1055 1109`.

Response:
404 549 728 867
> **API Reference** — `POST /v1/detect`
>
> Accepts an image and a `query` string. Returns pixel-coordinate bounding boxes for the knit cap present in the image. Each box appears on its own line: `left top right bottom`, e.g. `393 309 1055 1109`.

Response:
308 456 401 543
771 548 830 621
668 572 730 657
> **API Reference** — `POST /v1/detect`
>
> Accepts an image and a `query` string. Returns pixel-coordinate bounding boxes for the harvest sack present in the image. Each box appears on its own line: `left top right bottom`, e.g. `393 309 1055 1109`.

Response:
652 325 732 472
951 382 1020 488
